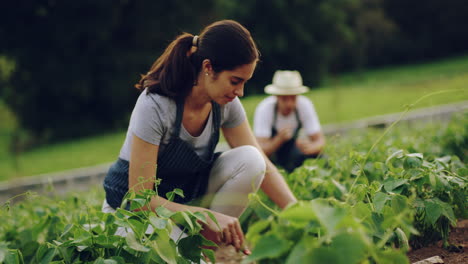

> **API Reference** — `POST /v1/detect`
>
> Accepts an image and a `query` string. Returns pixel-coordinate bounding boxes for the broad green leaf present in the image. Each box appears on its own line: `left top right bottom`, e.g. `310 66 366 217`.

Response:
394 228 409 251
373 192 390 213
94 235 119 248
149 215 168 230
304 247 336 264
115 208 137 218
150 229 177 264
304 233 367 264
242 234 292 263
311 200 346 235
278 201 316 224
93 258 118 264
199 235 218 248
374 249 409 264
125 231 150 252
0 242 7 263
109 256 126 264
39 247 58 264
166 192 175 202
128 218 146 238
245 219 271 242
18 241 38 260
352 202 372 221
383 178 408 193
178 236 202 263
59 224 74 239
4 249 24 264
424 200 443 225
191 211 206 223
386 150 404 165
156 206 174 218
329 233 367 264
404 154 423 169
35 244 49 261
204 210 221 231
173 188 185 198
129 198 146 211
172 211 194 233
285 236 315 264
435 199 457 226
391 195 408 215
202 248 216 264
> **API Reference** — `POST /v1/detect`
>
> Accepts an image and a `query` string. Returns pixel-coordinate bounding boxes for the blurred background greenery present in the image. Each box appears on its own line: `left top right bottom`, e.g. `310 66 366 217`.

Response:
0 0 467 180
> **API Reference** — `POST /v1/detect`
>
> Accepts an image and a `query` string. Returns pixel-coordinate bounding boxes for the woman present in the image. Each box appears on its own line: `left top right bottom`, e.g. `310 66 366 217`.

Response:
103 20 296 252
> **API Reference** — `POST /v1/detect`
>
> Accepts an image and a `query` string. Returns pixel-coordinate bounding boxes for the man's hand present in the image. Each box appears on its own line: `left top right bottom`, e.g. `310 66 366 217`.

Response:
277 127 294 142
295 132 326 155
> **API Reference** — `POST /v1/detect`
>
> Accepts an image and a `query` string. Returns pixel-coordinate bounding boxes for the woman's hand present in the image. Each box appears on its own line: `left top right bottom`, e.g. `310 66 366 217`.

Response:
201 210 245 252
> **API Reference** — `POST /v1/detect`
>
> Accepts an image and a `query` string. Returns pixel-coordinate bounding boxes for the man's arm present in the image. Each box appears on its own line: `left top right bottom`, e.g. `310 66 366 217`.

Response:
256 127 293 156
295 131 326 155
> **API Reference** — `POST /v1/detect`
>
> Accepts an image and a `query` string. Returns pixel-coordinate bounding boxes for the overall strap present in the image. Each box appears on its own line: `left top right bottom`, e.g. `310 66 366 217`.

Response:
207 101 221 152
172 98 185 138
271 103 279 136
292 108 302 138
271 102 302 138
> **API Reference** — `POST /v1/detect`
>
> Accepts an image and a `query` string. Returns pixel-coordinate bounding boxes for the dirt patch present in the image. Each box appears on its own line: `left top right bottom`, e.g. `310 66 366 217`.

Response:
213 246 246 264
407 219 468 264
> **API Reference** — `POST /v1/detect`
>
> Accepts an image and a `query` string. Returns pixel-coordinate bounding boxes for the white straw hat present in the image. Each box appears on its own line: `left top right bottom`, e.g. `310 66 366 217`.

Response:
264 70 309 95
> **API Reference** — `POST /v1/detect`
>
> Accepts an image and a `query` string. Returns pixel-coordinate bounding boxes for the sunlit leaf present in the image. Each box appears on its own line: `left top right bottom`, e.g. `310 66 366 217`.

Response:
149 215 168 230
150 229 177 264
243 234 292 263
125 231 150 252
373 192 390 213
311 199 346 235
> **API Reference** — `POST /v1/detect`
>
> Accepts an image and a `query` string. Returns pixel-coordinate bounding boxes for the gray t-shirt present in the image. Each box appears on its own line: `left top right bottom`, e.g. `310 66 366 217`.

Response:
119 90 246 161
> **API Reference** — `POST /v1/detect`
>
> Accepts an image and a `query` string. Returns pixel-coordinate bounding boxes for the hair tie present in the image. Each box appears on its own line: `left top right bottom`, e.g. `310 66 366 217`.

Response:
192 35 199 47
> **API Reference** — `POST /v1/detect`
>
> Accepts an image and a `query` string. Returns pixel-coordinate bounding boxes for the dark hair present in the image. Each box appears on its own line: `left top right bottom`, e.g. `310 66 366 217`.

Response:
135 20 260 98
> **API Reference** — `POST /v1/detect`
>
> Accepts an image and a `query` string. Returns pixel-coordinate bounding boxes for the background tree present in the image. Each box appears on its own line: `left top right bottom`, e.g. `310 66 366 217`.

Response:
0 0 215 146
0 0 467 147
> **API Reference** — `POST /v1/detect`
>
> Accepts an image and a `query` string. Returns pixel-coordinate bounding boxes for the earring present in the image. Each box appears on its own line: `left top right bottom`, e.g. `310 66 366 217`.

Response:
205 72 209 76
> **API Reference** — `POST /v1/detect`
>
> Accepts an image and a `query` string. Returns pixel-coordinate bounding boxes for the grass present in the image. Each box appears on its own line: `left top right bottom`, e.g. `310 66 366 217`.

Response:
0 55 467 181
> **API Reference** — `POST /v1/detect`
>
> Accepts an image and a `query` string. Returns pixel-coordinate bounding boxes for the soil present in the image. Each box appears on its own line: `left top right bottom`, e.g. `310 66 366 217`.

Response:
407 219 468 264
212 219 468 264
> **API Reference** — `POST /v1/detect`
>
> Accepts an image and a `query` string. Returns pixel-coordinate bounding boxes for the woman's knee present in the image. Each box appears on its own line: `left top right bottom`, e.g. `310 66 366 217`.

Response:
234 145 266 182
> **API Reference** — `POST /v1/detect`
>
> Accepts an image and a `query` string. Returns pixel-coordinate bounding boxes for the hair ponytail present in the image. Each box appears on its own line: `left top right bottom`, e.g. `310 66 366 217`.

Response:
135 33 196 98
136 20 259 98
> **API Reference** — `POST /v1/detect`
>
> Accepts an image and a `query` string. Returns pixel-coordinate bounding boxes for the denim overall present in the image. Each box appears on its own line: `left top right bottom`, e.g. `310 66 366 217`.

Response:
104 99 221 208
270 104 314 172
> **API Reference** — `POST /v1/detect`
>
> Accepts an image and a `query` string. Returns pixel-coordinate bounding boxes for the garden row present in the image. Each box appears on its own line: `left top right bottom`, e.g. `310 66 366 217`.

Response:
0 113 466 264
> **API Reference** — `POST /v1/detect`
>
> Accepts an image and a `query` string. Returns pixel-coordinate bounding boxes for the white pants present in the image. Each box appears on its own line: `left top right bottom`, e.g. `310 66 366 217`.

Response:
102 145 266 240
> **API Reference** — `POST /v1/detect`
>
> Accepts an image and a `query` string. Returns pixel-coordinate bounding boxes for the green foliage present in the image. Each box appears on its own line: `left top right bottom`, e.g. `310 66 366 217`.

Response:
0 188 216 263
244 115 466 262
0 111 466 263
244 198 411 264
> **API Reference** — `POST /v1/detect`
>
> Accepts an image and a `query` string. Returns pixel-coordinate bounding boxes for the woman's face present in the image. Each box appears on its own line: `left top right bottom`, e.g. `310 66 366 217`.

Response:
204 62 256 105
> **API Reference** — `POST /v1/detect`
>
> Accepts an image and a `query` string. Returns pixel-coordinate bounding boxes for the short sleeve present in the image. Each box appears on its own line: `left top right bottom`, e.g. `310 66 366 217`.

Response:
297 96 321 135
129 93 168 146
221 97 246 128
253 96 275 138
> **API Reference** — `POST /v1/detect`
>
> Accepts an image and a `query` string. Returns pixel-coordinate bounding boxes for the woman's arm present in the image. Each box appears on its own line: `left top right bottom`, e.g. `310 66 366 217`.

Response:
129 134 244 249
223 120 297 209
